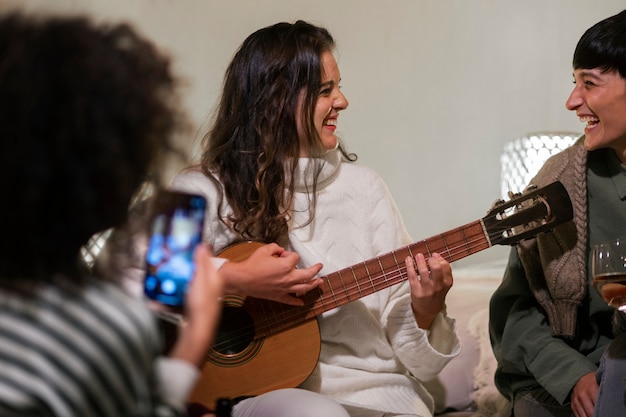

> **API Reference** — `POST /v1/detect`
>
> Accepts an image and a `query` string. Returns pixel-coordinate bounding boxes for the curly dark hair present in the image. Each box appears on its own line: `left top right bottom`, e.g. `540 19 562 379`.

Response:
200 20 355 244
0 13 186 286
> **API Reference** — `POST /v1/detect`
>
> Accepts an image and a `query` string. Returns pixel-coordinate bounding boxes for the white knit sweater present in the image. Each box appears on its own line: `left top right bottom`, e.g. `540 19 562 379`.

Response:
170 150 460 416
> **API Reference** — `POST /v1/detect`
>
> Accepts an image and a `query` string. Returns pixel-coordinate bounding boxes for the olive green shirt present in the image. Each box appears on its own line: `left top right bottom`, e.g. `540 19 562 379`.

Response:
490 147 626 404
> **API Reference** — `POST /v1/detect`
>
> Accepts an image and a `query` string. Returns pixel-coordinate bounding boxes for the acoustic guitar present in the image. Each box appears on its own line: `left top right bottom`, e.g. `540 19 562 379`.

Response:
187 181 573 409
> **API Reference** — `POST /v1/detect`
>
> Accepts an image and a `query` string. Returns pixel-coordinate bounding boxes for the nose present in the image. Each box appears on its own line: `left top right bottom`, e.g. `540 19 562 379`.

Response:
565 83 583 111
334 90 349 111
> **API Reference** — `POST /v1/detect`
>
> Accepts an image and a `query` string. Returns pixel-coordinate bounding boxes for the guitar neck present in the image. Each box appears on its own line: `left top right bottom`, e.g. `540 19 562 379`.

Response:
244 219 490 338
308 219 489 314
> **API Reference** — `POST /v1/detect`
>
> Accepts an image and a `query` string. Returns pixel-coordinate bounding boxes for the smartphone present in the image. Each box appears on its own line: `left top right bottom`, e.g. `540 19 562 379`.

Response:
144 190 207 307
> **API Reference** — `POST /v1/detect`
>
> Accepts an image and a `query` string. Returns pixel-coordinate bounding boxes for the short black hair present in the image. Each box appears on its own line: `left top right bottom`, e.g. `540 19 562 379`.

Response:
573 9 626 78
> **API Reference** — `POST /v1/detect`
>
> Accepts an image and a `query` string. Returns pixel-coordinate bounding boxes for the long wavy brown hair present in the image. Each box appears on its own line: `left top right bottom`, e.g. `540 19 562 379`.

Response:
201 20 354 244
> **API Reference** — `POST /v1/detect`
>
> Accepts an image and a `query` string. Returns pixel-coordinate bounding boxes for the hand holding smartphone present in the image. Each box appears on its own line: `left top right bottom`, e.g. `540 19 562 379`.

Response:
144 190 206 308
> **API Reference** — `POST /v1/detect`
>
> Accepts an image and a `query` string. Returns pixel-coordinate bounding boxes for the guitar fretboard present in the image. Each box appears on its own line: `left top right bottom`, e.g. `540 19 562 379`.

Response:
245 219 490 338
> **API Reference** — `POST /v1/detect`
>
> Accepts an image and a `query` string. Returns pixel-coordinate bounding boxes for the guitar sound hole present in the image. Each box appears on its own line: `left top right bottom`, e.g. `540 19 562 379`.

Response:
213 306 255 355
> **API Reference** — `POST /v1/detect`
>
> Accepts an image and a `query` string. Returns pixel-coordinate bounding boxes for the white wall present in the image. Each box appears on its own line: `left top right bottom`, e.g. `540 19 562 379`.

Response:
3 0 624 267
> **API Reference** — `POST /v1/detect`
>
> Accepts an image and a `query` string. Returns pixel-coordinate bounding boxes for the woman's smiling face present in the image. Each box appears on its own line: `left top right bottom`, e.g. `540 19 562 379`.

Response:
297 51 349 157
566 68 626 161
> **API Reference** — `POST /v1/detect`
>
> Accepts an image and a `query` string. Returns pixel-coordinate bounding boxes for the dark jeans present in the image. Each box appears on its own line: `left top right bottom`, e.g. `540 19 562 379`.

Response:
595 333 626 417
512 388 572 417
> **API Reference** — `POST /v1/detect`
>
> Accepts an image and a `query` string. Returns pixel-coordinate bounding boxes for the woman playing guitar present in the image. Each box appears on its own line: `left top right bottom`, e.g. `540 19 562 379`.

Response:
169 20 458 417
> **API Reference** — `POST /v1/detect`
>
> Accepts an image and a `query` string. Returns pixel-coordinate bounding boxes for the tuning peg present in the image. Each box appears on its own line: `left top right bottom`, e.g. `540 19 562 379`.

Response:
491 198 506 208
507 190 521 200
524 184 538 193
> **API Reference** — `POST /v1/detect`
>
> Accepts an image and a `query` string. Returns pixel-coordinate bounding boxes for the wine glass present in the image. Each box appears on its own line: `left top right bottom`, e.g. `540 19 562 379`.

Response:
592 239 626 312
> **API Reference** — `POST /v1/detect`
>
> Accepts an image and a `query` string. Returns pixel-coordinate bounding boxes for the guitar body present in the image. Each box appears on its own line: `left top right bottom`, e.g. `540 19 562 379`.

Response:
189 317 320 406
184 181 573 410
188 242 321 408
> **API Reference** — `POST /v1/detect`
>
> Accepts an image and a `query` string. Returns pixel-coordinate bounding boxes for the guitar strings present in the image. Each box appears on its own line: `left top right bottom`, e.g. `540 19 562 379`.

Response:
210 225 510 353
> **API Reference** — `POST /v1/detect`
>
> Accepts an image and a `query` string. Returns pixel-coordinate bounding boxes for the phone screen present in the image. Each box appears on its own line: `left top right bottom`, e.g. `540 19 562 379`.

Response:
144 190 206 307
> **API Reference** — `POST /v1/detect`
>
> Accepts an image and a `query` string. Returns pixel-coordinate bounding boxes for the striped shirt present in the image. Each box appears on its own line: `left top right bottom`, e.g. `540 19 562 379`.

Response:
0 278 195 417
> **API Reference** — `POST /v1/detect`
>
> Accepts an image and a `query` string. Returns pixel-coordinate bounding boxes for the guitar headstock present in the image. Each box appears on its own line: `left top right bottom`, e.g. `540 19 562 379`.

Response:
483 181 573 246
